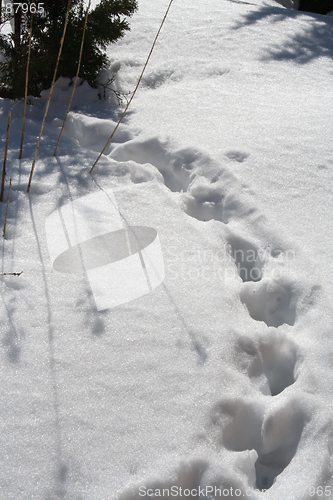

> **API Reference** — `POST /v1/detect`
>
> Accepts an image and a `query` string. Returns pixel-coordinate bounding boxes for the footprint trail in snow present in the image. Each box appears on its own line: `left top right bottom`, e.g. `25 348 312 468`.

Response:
100 134 324 496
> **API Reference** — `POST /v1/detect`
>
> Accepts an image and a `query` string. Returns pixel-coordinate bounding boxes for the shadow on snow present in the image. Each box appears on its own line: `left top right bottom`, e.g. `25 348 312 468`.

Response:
232 4 333 64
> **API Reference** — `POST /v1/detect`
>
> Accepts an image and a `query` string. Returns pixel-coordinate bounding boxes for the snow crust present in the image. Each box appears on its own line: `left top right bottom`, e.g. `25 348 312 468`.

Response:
1 0 333 498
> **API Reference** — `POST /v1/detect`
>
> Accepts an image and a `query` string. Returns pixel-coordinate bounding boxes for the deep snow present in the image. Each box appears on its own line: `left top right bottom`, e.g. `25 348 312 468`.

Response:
1 0 333 499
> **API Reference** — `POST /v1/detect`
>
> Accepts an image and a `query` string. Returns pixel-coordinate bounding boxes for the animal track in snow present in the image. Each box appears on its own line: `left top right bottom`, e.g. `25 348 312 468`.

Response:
110 136 304 494
225 150 249 163
240 278 297 328
212 397 307 490
111 138 196 192
182 184 225 223
236 334 298 396
111 137 258 227
227 233 263 282
141 68 181 89
63 113 133 154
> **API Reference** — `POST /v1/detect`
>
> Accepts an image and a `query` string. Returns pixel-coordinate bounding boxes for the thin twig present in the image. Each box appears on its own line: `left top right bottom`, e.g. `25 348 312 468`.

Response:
27 0 72 192
3 178 11 238
98 76 133 104
89 0 175 173
0 271 23 276
54 0 91 157
1 111 11 202
19 13 33 160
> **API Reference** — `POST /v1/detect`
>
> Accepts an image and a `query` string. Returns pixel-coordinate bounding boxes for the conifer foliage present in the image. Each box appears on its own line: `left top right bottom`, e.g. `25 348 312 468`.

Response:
0 0 138 99
298 0 333 15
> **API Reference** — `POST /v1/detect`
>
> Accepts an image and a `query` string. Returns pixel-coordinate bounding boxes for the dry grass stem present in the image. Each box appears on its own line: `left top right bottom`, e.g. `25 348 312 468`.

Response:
1 111 11 202
89 0 175 173
3 178 12 238
54 0 91 157
19 13 33 160
27 0 72 192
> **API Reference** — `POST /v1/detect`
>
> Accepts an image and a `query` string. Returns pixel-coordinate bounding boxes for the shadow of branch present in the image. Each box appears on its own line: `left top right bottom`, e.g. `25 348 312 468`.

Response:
232 4 333 64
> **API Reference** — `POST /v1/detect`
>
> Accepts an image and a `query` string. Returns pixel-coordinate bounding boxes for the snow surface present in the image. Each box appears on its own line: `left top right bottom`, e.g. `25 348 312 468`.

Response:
1 0 333 498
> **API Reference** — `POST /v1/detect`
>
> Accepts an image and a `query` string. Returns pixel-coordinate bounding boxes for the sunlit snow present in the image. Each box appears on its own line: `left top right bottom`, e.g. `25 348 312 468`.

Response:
1 0 333 498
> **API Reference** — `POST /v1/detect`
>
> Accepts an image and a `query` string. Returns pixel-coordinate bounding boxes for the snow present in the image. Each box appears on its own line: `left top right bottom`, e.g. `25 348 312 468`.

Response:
1 0 333 498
